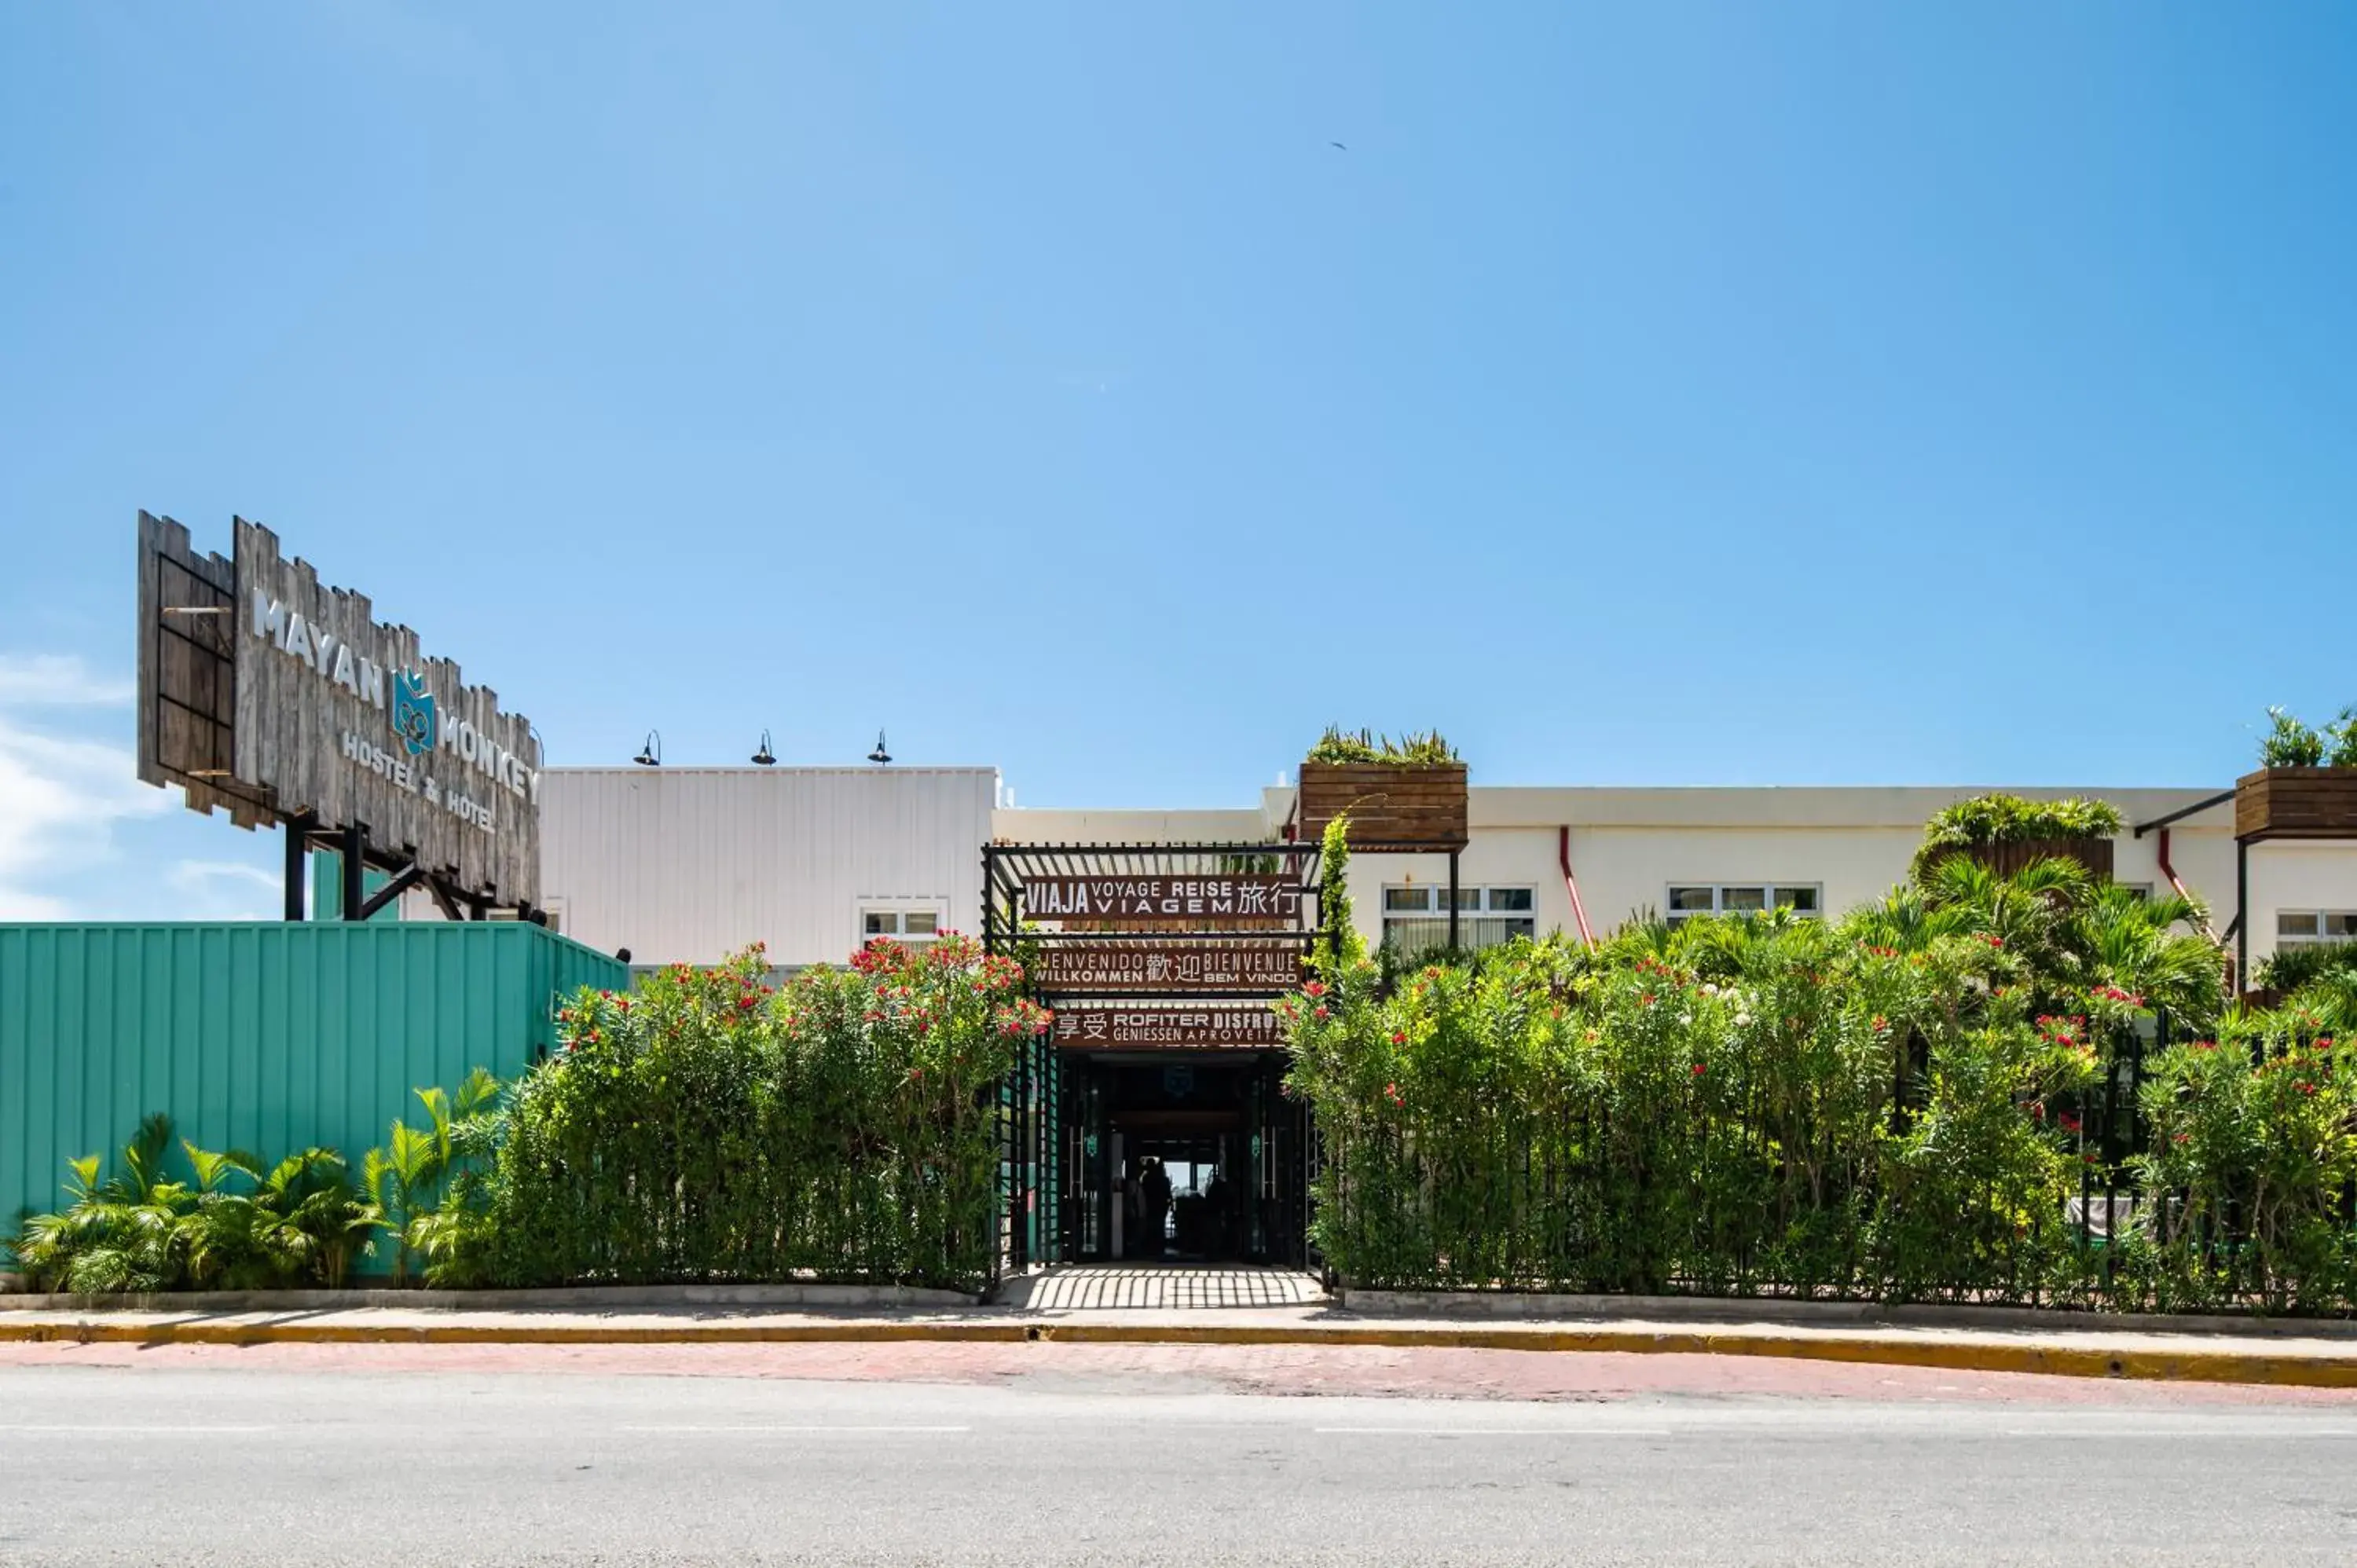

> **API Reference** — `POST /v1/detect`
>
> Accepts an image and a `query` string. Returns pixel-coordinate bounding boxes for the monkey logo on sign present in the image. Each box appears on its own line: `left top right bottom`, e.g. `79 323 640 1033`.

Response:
391 670 438 757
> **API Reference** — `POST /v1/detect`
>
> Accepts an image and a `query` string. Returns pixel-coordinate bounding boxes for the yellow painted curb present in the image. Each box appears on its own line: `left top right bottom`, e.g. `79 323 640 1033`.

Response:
4 1317 2355 1388
1028 1324 2357 1387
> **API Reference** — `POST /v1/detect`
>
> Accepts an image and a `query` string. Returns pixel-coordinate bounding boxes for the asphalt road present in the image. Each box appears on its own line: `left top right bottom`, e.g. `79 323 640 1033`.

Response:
2 1358 2354 1566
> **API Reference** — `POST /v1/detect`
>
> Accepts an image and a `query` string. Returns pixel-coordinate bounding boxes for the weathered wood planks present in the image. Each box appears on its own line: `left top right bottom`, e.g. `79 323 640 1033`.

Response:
2236 768 2357 842
1296 760 1469 849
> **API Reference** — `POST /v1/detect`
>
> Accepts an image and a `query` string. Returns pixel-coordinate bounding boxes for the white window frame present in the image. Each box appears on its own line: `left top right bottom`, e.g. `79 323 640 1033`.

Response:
1380 885 1538 951
1663 883 1824 925
857 899 950 947
2277 910 2357 947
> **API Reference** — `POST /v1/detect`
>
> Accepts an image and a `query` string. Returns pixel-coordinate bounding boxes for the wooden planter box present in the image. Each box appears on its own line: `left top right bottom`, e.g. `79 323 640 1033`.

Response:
1296 761 1468 850
2235 768 2357 841
1963 835 2114 881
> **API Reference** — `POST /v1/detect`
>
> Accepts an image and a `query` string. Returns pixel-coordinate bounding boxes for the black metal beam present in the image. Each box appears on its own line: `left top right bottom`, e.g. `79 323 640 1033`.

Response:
423 872 467 924
2236 837 2250 993
357 860 427 921
2131 789 2237 838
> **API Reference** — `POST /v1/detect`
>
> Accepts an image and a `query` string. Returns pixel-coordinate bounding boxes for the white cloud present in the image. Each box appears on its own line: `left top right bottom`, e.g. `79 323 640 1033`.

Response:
0 664 176 918
0 653 136 707
166 861 283 921
0 885 72 921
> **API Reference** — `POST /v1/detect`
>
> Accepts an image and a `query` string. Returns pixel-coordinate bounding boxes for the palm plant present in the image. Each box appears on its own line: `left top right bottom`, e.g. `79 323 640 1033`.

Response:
1841 880 1978 954
13 1116 192 1294
258 1150 376 1289
1913 852 2093 985
175 1142 277 1291
365 1068 503 1284
14 1117 379 1295
2067 883 2228 1036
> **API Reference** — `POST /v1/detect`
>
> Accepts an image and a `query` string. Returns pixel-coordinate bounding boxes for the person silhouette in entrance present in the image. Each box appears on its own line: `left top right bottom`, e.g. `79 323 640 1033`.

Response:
1139 1156 1173 1261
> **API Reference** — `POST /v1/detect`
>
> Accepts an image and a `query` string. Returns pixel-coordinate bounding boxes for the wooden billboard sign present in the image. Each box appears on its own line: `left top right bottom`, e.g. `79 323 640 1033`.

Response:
1053 1006 1284 1051
135 512 544 909
1037 941 1307 994
1024 874 1304 923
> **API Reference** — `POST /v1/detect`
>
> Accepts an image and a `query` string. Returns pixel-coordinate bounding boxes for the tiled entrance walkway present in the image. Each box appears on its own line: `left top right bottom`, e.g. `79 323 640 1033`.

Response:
998 1265 1326 1311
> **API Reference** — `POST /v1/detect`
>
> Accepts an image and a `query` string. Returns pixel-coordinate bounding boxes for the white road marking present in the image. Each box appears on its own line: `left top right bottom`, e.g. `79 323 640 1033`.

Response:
614 1423 971 1434
1315 1427 1673 1438
0 1424 277 1434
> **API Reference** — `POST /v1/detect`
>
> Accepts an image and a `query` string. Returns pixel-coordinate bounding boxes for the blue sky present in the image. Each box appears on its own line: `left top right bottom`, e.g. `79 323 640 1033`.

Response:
3 3 2355 918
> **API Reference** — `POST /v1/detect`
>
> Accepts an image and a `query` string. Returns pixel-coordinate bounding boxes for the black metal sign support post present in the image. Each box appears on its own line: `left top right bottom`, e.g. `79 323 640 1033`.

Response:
282 811 315 922
340 822 368 923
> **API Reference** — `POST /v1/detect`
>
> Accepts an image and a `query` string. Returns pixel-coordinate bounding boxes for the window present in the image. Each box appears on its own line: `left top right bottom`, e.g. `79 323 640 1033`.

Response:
1382 886 1538 956
1664 885 1822 925
861 907 942 944
2278 911 2357 947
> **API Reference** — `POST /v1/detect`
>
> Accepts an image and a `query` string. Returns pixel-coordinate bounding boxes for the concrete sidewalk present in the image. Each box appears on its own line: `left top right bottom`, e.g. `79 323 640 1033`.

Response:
7 1298 2357 1388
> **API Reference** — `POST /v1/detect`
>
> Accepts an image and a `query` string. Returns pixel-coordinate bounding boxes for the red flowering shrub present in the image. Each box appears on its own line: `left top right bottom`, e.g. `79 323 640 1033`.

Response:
489 936 1036 1291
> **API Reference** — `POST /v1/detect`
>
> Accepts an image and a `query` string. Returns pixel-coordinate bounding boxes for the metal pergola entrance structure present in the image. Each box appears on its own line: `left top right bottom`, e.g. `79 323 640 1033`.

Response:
981 841 1341 1280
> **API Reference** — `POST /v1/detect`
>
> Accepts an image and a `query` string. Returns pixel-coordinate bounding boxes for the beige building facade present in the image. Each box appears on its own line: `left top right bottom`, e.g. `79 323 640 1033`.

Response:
533 767 2349 978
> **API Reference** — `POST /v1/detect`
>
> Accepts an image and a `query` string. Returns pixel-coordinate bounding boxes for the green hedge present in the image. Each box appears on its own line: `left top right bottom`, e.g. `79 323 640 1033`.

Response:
469 937 1045 1292
1289 819 2357 1313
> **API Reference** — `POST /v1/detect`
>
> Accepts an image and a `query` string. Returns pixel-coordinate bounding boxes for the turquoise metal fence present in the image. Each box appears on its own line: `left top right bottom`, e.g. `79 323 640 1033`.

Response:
0 922 627 1262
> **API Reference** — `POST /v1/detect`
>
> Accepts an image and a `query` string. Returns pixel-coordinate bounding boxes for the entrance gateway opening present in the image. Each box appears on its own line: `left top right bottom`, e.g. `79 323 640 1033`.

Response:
981 843 1325 1280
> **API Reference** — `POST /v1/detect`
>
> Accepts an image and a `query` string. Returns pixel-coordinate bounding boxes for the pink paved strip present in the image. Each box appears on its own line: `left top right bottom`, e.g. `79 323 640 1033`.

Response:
6 1338 2357 1406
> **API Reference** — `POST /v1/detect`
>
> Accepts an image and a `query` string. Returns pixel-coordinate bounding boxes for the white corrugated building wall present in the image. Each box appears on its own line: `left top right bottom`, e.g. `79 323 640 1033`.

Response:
538 766 996 969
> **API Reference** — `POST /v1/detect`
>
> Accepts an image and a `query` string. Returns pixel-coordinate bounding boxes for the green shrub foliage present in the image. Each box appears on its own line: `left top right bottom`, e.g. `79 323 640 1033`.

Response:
482 936 1046 1291
2256 704 2357 768
2128 1007 2357 1313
